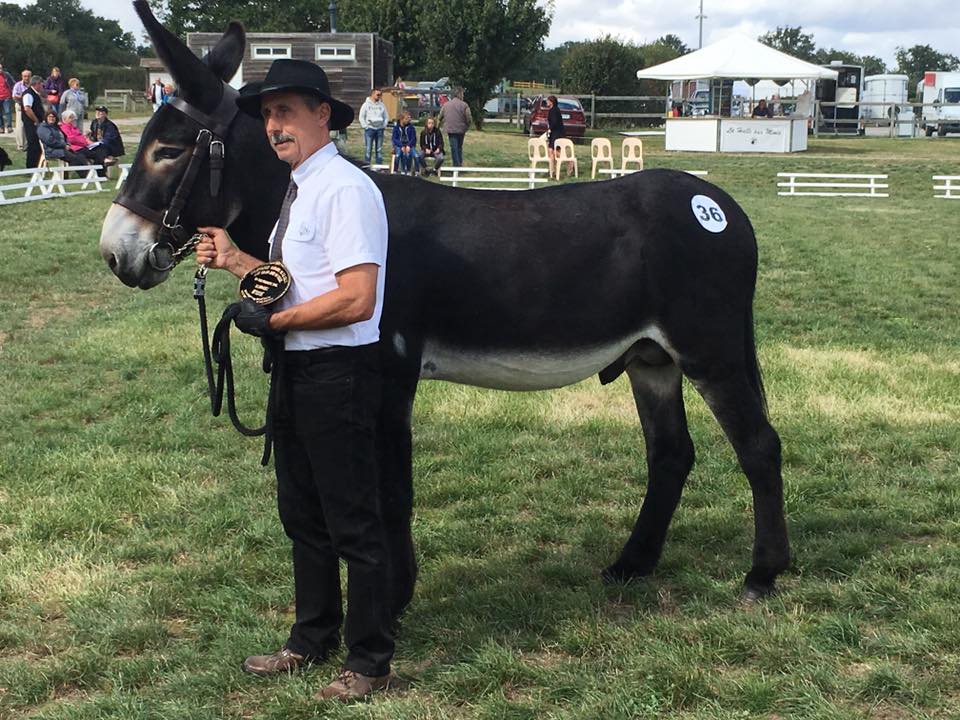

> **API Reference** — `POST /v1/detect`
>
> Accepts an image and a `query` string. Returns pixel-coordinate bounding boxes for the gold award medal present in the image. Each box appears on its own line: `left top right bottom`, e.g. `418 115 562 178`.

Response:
238 262 292 306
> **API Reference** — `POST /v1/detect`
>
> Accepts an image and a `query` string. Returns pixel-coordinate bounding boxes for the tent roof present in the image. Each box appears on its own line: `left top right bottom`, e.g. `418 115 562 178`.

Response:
636 35 838 82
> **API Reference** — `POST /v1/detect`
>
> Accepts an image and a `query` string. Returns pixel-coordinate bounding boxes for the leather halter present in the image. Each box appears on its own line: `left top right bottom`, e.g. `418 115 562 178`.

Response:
114 84 239 271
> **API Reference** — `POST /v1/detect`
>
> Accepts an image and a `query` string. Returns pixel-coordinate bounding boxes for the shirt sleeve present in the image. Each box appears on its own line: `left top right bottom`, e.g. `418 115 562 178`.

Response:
324 184 387 274
23 93 33 108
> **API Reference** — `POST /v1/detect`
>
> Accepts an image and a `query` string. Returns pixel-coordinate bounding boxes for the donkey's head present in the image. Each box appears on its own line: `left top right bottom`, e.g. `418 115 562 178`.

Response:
100 1 284 289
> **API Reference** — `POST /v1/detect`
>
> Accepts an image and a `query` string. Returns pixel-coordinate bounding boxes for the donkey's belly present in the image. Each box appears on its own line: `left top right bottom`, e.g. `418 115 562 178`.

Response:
417 332 652 391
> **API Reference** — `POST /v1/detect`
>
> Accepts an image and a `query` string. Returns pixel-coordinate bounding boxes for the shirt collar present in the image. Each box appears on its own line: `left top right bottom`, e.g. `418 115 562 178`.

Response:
291 141 339 185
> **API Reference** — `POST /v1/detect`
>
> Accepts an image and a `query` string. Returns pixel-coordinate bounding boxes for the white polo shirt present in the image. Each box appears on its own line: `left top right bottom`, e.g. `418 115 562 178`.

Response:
269 142 388 350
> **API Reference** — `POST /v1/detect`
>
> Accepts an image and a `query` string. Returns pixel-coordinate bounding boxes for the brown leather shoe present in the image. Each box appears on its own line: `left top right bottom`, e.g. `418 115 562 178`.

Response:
315 668 393 702
242 647 312 676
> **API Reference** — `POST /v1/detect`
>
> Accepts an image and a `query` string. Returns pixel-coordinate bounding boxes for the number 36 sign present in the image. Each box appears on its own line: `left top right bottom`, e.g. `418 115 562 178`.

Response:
690 194 728 233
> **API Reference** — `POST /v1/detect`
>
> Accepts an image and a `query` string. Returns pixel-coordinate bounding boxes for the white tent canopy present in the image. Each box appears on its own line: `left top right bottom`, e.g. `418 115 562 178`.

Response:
636 35 838 82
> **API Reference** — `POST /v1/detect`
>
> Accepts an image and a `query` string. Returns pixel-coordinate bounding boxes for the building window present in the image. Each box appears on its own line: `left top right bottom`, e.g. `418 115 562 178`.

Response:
251 44 292 60
316 44 355 61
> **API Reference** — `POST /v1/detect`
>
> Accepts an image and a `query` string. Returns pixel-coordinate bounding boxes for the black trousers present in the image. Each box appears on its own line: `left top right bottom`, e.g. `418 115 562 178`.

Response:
274 343 394 677
24 121 40 168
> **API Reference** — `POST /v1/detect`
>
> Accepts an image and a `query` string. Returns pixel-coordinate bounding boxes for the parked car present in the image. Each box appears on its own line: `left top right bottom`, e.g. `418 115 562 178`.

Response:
522 95 587 137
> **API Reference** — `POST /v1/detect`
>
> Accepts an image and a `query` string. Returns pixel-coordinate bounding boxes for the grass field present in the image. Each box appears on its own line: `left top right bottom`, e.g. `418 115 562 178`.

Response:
1 127 959 719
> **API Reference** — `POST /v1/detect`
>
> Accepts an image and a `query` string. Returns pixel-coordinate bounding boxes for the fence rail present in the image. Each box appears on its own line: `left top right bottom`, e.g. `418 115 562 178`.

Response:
933 176 960 199
777 172 889 198
0 163 129 205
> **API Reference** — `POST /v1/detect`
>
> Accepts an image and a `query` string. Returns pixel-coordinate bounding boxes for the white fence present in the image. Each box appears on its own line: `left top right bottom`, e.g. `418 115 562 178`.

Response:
933 175 960 200
438 166 549 189
0 163 131 205
777 172 889 198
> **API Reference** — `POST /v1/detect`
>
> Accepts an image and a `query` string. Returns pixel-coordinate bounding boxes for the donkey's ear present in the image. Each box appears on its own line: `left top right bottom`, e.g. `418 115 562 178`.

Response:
203 22 245 82
134 0 221 109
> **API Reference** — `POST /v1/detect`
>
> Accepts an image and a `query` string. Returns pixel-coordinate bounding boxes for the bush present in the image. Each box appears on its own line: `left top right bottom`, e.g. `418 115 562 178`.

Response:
73 63 144 101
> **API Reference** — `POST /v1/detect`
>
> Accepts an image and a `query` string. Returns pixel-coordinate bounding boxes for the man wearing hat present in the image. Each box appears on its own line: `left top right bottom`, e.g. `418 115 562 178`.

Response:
87 105 124 174
194 59 393 702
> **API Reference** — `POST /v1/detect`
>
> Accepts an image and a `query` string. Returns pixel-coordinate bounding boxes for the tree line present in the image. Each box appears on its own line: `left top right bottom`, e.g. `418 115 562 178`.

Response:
759 26 960 98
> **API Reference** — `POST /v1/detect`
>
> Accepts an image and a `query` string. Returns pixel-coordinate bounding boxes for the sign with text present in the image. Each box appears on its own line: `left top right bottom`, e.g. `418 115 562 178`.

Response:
719 120 789 153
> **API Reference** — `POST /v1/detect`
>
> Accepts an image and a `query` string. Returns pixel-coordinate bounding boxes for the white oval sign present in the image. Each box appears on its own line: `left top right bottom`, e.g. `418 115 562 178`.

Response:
690 194 728 233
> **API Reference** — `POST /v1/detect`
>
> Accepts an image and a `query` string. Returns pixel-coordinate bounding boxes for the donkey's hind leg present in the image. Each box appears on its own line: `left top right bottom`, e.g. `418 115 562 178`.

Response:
603 359 695 583
690 371 789 600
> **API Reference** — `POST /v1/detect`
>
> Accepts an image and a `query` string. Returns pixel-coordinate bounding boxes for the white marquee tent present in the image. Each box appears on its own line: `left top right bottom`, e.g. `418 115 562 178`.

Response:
635 34 838 83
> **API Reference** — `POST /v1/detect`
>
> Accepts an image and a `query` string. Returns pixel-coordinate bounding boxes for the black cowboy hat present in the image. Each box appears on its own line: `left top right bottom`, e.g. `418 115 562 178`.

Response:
236 59 354 130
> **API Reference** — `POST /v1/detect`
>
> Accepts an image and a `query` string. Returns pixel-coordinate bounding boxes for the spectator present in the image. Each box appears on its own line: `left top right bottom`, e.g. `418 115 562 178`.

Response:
12 69 30 151
359 88 388 165
43 66 66 116
438 88 471 167
38 109 90 170
751 98 771 118
148 77 164 112
21 75 44 168
391 111 420 175
162 83 176 104
60 109 107 171
418 116 444 176
545 95 572 179
87 105 124 176
60 77 88 134
770 94 784 117
0 63 14 134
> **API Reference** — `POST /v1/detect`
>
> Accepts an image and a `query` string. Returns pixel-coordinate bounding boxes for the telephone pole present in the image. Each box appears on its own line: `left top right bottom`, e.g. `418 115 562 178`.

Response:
696 0 706 48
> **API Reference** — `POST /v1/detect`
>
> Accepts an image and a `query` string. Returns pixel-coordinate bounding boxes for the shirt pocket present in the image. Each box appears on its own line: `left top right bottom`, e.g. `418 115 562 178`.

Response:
287 221 315 243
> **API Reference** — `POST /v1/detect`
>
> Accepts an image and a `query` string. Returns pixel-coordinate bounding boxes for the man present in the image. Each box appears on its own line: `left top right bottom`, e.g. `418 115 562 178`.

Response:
358 88 388 165
12 69 30 151
0 63 14 133
194 59 394 703
148 77 164 112
87 105 124 175
20 75 44 168
438 88 471 167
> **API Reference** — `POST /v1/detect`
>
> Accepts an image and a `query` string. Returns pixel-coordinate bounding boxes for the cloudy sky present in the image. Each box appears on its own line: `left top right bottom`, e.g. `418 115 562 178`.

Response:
11 0 960 68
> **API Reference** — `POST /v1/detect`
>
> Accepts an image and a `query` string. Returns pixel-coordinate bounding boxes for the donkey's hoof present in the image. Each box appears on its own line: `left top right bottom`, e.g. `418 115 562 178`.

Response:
600 561 650 585
739 583 776 604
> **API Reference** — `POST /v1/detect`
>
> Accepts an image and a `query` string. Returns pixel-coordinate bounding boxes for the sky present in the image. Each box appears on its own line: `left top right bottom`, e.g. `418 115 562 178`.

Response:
10 0 960 69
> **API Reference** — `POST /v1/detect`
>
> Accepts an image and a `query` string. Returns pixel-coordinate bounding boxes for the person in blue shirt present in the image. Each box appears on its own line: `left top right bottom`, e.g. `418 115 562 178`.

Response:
391 111 420 175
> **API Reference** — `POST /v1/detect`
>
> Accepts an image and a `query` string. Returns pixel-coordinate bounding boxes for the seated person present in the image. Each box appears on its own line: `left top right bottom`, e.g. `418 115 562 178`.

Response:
770 94 784 117
87 105 125 173
60 109 113 173
751 99 772 118
37 109 90 169
419 116 444 176
391 111 420 175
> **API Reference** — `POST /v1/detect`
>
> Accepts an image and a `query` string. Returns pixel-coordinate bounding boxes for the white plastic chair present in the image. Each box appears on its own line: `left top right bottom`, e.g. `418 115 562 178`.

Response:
553 138 578 180
621 138 644 172
528 134 549 172
591 138 613 179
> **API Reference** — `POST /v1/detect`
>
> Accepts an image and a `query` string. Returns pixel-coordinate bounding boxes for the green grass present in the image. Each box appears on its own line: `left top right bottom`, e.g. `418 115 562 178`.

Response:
1 129 959 719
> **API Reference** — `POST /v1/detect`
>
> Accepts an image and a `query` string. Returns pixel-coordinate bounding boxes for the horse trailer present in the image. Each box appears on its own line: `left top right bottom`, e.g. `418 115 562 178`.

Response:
861 74 908 120
817 62 863 134
918 71 960 137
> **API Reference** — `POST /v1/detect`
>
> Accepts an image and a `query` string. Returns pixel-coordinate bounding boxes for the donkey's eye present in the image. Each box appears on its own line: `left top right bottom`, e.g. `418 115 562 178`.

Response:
153 146 185 162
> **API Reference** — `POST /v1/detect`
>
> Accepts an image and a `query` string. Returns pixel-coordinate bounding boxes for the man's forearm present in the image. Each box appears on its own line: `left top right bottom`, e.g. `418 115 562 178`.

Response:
269 287 372 332
220 247 262 278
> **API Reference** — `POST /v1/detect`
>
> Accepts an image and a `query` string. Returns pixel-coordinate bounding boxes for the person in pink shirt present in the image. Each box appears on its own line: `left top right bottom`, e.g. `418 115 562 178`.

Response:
59 110 90 151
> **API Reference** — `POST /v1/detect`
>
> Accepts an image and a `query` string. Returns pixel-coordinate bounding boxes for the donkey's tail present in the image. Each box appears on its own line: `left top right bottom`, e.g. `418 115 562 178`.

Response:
744 301 768 418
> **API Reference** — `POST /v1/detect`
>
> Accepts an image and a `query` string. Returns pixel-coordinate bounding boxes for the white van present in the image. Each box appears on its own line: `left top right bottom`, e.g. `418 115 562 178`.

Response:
918 71 960 137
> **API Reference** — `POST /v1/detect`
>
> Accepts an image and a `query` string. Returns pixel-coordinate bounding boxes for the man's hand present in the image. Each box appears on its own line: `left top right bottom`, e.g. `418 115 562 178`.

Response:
232 298 280 338
196 226 261 278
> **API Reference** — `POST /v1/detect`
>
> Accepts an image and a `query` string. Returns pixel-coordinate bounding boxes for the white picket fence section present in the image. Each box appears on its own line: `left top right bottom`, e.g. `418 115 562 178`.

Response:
598 168 708 178
438 166 550 189
932 175 960 199
777 172 889 198
0 163 132 205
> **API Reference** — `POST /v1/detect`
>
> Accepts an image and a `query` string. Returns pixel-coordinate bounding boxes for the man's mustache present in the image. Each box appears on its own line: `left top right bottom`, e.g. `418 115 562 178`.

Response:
270 133 295 145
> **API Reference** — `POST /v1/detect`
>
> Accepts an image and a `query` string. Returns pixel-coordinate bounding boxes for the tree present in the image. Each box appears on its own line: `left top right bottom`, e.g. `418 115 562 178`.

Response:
561 36 644 96
5 0 136 66
654 34 689 57
508 41 574 86
895 44 960 96
758 26 816 62
339 0 428 79
0 20 73 75
158 0 329 36
423 0 552 128
814 48 886 76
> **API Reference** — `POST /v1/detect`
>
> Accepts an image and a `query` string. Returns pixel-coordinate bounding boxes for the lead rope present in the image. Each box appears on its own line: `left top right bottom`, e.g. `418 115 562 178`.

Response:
194 264 282 466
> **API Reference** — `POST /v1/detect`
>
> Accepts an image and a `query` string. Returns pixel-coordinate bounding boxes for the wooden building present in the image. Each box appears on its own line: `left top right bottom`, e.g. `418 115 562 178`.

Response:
186 32 394 120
